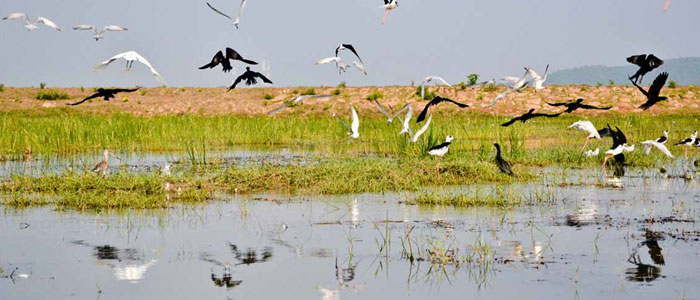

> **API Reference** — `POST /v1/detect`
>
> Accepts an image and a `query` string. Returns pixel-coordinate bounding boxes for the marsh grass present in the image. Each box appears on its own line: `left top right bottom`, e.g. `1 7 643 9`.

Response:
408 188 521 208
36 90 70 100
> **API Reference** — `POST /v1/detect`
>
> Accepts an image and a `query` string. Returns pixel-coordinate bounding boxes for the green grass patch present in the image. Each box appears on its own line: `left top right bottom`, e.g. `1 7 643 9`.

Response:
35 90 70 100
366 90 384 101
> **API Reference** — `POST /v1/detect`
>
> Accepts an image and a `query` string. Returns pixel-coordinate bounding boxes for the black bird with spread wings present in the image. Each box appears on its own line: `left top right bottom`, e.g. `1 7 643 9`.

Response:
416 96 468 123
546 98 612 114
68 87 140 106
199 48 257 73
228 67 273 91
630 72 668 110
501 109 561 127
627 54 663 84
335 44 363 64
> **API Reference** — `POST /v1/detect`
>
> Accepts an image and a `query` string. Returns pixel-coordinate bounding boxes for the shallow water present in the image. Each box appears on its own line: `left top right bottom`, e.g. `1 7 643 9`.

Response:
1 169 699 299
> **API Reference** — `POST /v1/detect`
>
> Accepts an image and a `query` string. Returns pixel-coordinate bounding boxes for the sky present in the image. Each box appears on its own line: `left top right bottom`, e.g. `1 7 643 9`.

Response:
0 0 698 88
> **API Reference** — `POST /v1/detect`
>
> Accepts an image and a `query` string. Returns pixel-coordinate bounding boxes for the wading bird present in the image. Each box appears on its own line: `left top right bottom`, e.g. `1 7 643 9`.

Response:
602 125 634 176
228 67 272 90
568 120 602 152
421 76 453 100
73 25 127 41
525 65 549 90
380 0 398 25
627 54 663 84
93 150 121 176
493 143 513 176
333 106 360 139
94 51 166 84
631 72 669 110
428 135 453 174
501 109 561 127
416 96 468 123
547 98 612 114
3 13 61 31
199 48 257 73
267 95 331 115
336 44 364 64
69 87 140 106
675 131 698 156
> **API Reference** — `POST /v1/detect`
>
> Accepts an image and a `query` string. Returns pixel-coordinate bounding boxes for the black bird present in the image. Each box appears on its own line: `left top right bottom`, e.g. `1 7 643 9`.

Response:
199 48 257 73
655 131 668 144
68 87 140 106
546 98 612 114
335 44 363 64
228 67 273 91
501 109 561 127
627 54 663 84
493 143 513 176
630 72 668 110
416 96 469 123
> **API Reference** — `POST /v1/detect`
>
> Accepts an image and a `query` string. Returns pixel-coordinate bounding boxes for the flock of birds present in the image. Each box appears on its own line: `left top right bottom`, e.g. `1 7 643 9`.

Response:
4 1 691 177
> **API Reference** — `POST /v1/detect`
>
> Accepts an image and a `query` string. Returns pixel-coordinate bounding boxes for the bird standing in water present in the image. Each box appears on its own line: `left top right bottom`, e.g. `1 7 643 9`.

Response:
93 150 121 176
493 143 513 176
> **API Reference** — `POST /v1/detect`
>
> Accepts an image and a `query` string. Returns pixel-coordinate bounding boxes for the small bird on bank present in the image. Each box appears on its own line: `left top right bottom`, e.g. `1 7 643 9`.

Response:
428 135 453 174
94 51 166 84
199 48 258 73
73 24 127 41
416 96 468 123
547 98 612 114
380 0 398 25
3 13 61 31
228 67 273 90
267 95 331 115
93 150 121 176
568 120 602 152
630 72 669 110
525 65 549 90
676 131 698 156
627 54 663 84
69 87 140 106
501 109 561 127
334 105 360 139
493 143 513 176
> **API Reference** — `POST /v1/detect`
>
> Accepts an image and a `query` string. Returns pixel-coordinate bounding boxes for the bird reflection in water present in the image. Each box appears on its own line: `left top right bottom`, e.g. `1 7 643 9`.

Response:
211 265 242 289
200 244 274 290
229 244 273 265
72 240 156 283
626 230 665 282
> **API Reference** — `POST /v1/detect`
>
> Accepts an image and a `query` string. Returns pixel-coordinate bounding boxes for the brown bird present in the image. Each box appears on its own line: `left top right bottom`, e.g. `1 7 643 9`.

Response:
92 150 121 176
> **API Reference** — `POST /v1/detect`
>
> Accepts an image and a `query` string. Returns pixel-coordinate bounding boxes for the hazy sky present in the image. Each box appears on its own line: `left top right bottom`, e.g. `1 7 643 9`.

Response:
1 0 698 87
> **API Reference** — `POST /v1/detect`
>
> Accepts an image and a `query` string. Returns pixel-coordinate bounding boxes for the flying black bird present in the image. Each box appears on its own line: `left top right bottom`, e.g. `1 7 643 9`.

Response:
493 143 513 176
416 96 468 123
228 67 273 91
335 44 363 64
68 87 140 106
630 72 668 110
200 48 257 73
501 109 561 127
546 98 612 114
627 54 663 84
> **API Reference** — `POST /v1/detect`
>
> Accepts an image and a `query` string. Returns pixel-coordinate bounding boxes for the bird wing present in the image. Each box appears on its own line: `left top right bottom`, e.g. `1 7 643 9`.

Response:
437 96 469 108
73 24 95 30
351 61 367 75
69 92 102 106
525 67 542 80
579 103 612 110
489 89 512 108
226 48 257 65
110 87 140 93
341 44 364 64
132 52 167 84
391 102 412 120
228 74 245 90
629 77 649 97
199 51 225 69
647 54 664 69
411 115 431 142
102 25 127 32
615 126 627 146
501 116 519 127
641 141 673 158
94 52 129 71
206 2 233 20
546 102 567 107
3 13 28 21
647 72 668 97
373 100 392 120
626 54 647 67
267 100 293 115
350 106 360 135
36 17 61 31
432 76 452 87
254 72 273 84
314 57 341 65
235 0 248 21
335 114 352 132
501 76 520 83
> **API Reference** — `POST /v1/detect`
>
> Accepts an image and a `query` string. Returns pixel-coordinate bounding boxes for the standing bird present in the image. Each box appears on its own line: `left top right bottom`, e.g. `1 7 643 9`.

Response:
69 87 140 106
94 51 166 84
3 13 61 31
675 131 698 156
380 0 398 25
228 67 273 90
421 76 453 100
92 150 121 176
525 65 549 90
333 106 360 139
199 48 258 73
428 135 454 174
602 125 635 176
73 25 127 41
501 109 562 127
493 143 514 176
627 54 663 84
630 72 669 110
335 44 364 64
416 96 468 123
267 95 331 115
547 98 612 114
568 120 602 152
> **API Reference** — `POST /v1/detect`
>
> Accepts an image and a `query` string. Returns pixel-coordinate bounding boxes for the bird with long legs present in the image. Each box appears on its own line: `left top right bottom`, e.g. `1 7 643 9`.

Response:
69 87 140 106
3 13 61 31
420 76 454 100
568 120 601 152
675 131 697 156
228 67 272 90
199 48 258 73
493 143 514 176
525 65 549 90
547 98 612 114
630 72 669 110
94 51 166 84
333 106 360 139
428 136 453 175
380 0 398 25
627 54 663 84
416 96 468 123
92 150 121 176
602 125 635 177
501 109 561 127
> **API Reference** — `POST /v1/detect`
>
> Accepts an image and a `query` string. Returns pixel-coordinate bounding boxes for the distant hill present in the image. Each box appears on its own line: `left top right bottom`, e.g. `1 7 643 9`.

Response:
548 57 700 86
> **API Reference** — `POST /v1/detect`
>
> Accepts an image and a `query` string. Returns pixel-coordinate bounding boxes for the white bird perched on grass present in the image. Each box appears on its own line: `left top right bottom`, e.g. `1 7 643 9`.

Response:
3 13 61 31
380 0 398 25
640 140 673 158
421 76 453 100
584 148 599 157
333 106 360 139
525 65 549 90
73 24 127 41
569 120 601 152
428 135 453 174
267 95 331 115
94 51 166 84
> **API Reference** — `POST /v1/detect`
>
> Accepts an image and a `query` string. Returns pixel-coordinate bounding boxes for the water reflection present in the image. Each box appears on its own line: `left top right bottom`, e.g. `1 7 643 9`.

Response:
229 244 273 265
211 266 242 289
626 231 665 282
72 240 156 283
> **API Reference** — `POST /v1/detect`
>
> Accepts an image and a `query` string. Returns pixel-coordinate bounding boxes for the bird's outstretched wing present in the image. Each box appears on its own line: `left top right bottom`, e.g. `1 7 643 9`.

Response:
525 67 542 81
546 102 568 107
255 72 273 84
102 25 127 32
228 74 245 91
94 52 129 72
226 48 257 65
641 140 673 158
351 62 367 75
68 92 102 106
391 102 412 120
73 24 95 30
315 57 341 65
411 115 431 142
489 89 514 108
350 106 360 135
501 117 520 127
36 17 61 31
233 0 248 28
416 96 467 123
373 100 392 121
3 13 29 21
338 44 364 64
267 101 292 115
207 2 233 20
579 103 612 110
132 52 167 84
501 76 521 83
110 87 140 93
647 54 664 69
629 77 649 97
647 72 668 97
531 112 562 118
626 54 648 67
334 115 352 132
199 51 227 70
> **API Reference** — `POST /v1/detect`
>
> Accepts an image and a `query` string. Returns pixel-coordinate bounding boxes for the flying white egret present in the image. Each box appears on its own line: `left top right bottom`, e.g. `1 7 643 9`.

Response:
73 24 127 41
3 13 61 31
640 140 673 158
421 76 453 100
380 0 398 25
569 120 601 152
525 65 549 90
268 95 331 115
334 106 360 139
94 51 166 84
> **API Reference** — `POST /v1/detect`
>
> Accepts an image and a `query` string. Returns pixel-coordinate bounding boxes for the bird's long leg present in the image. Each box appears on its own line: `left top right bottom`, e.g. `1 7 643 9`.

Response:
381 10 389 25
437 157 442 176
581 137 590 152
602 155 612 177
